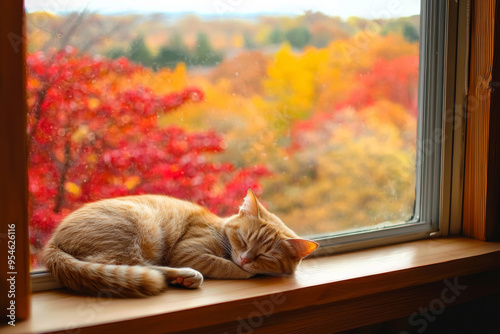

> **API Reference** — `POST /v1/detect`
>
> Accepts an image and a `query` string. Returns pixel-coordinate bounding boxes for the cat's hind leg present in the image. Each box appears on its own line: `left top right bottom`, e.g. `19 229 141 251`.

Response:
148 266 203 289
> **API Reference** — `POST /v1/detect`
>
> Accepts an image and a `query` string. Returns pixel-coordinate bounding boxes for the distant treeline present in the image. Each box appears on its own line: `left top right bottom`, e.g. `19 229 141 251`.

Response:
26 11 420 69
107 32 223 69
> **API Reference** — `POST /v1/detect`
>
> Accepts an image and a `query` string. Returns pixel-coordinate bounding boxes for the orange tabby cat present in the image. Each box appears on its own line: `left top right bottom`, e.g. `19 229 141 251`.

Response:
43 189 318 297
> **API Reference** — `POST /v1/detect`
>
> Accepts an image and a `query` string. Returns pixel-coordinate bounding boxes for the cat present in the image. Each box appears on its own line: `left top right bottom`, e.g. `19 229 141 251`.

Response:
42 189 318 297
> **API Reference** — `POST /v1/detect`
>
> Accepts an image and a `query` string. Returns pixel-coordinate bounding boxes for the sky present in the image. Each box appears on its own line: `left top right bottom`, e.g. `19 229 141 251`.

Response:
25 0 420 19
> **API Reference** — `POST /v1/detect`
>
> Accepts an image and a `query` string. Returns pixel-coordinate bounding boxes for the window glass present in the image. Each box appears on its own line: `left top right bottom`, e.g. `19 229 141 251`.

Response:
26 0 420 269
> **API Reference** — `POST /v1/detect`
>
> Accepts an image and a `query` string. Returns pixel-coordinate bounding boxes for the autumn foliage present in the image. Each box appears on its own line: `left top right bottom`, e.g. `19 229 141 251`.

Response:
27 11 421 267
27 48 268 266
166 34 419 235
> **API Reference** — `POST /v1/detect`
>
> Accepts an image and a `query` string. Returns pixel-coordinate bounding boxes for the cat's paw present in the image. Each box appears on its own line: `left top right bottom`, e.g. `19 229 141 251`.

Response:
168 268 203 289
232 267 255 279
243 271 255 279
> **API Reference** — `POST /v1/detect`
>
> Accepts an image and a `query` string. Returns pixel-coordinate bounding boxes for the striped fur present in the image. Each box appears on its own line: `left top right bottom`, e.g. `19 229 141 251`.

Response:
43 190 318 297
43 242 166 297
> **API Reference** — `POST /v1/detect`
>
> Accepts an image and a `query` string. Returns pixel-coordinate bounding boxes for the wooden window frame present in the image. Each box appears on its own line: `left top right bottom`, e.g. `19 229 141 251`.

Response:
2 0 500 332
1 0 30 322
462 0 500 241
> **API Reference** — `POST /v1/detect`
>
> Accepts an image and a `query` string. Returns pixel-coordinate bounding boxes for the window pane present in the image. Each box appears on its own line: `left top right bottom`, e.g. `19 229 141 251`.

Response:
26 0 420 269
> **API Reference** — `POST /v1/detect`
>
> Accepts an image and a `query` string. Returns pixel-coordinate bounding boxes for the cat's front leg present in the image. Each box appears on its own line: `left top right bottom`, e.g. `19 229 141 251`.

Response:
189 254 254 279
150 266 204 288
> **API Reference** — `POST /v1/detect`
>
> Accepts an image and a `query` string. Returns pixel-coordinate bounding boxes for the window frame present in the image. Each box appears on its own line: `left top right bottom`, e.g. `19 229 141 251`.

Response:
440 0 470 236
21 0 458 289
7 1 500 332
315 0 451 255
1 0 30 320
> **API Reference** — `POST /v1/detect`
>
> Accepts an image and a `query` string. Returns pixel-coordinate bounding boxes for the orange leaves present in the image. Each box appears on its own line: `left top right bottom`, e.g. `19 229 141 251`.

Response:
210 51 269 97
64 182 82 197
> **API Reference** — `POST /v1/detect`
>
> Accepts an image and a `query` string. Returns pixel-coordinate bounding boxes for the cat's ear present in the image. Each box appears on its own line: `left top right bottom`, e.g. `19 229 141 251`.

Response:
239 189 260 218
285 239 319 260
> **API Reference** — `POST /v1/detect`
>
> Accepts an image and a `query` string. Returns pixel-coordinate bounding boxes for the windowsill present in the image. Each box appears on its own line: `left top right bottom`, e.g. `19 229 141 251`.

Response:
6 237 500 334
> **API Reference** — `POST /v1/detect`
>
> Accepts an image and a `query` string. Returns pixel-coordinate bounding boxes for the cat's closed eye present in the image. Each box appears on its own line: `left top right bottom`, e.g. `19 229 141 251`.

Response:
256 254 272 261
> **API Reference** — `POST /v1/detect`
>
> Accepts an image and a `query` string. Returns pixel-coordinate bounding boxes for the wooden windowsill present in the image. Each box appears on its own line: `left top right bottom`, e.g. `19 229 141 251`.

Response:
5 237 500 334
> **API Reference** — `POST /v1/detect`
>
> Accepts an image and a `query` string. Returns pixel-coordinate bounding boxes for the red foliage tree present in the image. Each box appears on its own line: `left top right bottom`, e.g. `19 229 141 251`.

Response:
289 55 419 151
336 55 419 117
27 48 268 266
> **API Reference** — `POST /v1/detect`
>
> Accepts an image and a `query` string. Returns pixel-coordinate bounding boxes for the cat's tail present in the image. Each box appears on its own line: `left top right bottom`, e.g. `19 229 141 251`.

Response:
42 241 167 297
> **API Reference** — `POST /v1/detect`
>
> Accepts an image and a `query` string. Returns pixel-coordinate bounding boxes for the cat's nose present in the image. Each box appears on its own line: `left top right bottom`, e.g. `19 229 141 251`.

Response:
241 256 251 266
